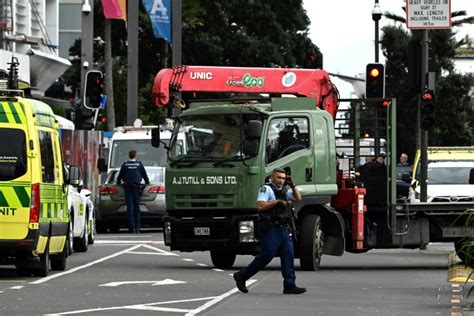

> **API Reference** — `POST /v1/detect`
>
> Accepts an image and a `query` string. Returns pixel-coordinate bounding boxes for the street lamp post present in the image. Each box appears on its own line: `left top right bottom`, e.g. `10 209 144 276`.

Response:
372 1 382 63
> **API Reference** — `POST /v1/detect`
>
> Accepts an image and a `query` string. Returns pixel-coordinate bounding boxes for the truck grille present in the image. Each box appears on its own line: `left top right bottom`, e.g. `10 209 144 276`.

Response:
175 194 235 208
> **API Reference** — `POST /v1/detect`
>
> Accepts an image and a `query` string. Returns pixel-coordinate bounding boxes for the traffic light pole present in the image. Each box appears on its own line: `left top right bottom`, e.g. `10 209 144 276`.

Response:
127 0 139 125
420 30 429 202
80 0 94 106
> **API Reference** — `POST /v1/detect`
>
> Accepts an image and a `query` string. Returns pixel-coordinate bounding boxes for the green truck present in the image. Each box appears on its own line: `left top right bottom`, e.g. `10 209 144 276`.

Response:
151 66 474 269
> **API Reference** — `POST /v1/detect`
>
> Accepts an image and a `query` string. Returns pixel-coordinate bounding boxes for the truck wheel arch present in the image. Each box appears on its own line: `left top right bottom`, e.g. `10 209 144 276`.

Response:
297 203 345 256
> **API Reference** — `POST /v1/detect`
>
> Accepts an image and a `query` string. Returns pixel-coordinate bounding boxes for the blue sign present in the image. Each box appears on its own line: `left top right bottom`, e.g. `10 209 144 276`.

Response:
142 0 171 43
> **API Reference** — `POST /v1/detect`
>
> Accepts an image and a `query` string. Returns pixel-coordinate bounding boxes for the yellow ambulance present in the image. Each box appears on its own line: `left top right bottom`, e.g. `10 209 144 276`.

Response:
0 91 74 277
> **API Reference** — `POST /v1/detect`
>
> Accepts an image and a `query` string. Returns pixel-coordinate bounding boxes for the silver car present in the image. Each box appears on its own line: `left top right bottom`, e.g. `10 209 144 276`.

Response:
96 166 166 233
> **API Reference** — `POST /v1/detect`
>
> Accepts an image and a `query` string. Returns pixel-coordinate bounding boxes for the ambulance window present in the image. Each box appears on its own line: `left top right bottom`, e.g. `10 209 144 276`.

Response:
39 131 55 183
0 128 27 180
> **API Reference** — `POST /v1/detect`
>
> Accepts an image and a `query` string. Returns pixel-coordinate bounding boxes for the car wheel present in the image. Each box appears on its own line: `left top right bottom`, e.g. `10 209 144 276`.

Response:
33 243 50 277
88 213 95 245
73 220 89 252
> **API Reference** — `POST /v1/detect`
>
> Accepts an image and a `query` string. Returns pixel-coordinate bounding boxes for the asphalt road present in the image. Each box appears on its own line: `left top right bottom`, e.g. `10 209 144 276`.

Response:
0 230 472 316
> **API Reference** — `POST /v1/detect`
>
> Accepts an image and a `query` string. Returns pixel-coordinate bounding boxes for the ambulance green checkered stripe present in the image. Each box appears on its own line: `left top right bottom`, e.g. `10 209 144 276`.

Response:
13 186 30 207
0 104 8 123
0 185 30 208
9 102 25 124
0 191 8 207
0 103 21 124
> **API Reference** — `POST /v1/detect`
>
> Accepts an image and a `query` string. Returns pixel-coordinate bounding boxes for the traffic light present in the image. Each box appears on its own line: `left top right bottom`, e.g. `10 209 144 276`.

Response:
84 70 103 109
74 106 96 130
366 63 385 98
420 89 434 130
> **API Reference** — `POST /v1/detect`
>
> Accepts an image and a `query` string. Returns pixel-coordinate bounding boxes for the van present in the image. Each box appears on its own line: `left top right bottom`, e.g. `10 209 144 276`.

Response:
0 94 75 276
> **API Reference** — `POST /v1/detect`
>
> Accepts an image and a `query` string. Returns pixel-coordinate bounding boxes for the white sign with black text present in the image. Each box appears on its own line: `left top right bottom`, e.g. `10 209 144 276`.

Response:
406 0 451 29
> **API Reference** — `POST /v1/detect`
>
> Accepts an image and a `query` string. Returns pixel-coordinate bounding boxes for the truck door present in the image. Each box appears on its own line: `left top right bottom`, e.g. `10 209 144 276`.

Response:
264 116 312 188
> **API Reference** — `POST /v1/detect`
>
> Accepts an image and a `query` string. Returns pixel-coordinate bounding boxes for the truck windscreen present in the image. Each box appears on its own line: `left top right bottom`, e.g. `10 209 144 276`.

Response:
110 139 168 169
169 114 258 161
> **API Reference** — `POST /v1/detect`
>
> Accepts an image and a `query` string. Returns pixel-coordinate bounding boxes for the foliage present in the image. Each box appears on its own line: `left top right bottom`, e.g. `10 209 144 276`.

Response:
62 0 321 127
380 12 473 159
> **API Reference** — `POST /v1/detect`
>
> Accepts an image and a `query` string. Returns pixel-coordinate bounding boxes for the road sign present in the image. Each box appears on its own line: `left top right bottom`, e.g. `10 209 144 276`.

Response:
406 0 451 29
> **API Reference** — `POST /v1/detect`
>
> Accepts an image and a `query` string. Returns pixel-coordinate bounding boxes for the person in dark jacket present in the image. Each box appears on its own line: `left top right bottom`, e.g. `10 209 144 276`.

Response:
116 150 150 233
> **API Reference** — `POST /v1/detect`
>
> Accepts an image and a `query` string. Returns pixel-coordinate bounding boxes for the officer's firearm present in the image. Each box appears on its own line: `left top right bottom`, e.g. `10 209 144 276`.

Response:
286 202 298 242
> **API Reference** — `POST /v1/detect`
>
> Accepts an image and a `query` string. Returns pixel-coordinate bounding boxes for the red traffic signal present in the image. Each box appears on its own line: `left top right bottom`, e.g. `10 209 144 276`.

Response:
420 89 434 130
84 70 104 109
366 63 385 98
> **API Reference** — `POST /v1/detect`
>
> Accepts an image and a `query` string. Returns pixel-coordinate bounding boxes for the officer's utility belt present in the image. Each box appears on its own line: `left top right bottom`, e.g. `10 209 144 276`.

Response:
259 214 289 226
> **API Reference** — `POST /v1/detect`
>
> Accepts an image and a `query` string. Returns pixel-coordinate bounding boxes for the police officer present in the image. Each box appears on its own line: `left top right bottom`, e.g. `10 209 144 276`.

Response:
233 168 306 294
116 150 150 233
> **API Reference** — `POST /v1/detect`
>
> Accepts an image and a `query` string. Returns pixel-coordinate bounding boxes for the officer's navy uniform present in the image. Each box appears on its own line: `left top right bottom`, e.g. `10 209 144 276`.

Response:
116 159 150 232
236 182 297 290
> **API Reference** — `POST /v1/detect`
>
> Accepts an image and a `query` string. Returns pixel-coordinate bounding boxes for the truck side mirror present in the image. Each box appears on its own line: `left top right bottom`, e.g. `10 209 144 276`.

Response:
469 168 474 185
68 165 81 186
243 140 259 156
151 128 160 148
97 158 107 173
247 120 262 139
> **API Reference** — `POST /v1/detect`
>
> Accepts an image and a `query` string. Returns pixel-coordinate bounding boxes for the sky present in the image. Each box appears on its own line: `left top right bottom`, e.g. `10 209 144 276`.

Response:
303 0 474 98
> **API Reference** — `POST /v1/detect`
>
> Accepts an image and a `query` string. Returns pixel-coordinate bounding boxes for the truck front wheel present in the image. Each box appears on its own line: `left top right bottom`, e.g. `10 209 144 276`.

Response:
210 251 236 269
299 214 324 271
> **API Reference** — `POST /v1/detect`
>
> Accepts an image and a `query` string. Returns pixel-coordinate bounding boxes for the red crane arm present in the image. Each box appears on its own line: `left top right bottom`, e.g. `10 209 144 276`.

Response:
153 65 339 118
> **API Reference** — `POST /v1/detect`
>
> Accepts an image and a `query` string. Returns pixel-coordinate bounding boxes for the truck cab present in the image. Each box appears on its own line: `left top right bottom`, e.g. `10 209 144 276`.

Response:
158 98 343 269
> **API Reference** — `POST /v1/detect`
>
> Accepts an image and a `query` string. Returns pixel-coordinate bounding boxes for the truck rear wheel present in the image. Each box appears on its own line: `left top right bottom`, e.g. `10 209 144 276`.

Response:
299 214 324 271
210 251 236 269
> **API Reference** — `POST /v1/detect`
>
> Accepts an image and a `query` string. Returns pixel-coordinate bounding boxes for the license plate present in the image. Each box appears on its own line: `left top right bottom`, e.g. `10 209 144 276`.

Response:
194 227 210 236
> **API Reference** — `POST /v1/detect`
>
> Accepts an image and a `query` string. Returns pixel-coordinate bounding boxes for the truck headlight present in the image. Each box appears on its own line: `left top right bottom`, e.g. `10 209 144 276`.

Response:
164 221 171 245
239 220 255 243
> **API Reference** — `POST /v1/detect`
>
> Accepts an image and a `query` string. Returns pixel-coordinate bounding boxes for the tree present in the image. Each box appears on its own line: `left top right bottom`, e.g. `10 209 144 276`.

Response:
380 9 473 158
63 1 322 127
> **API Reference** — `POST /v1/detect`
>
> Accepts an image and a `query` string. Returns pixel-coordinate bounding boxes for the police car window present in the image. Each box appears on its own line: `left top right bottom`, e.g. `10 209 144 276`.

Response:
110 139 171 169
38 131 55 183
0 128 27 181
266 117 309 164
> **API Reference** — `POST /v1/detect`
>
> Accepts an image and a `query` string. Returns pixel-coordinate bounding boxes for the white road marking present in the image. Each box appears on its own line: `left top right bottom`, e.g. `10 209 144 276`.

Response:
30 244 141 285
185 280 257 316
46 296 218 315
48 279 259 315
126 306 191 312
127 251 172 256
99 279 186 287
212 268 224 272
182 258 194 262
95 240 164 244
141 244 179 256
9 286 23 290
197 263 208 267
